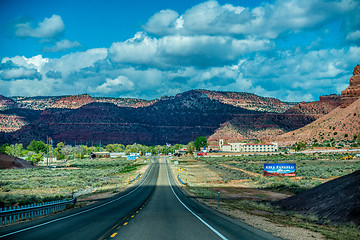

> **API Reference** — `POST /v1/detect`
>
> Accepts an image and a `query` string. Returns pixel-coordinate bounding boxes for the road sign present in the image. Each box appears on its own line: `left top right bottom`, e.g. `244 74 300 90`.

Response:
174 161 179 165
178 167 183 172
264 163 296 176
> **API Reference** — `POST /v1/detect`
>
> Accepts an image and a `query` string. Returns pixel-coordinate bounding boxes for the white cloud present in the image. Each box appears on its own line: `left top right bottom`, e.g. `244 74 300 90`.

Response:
1 0 359 102
1 67 40 80
144 10 179 36
93 76 135 94
45 48 108 76
43 39 81 52
144 0 355 39
109 32 271 68
15 15 64 39
346 30 360 41
2 55 49 72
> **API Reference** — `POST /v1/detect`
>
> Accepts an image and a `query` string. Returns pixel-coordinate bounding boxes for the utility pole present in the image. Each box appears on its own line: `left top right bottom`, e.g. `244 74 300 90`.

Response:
100 141 102 152
46 136 49 167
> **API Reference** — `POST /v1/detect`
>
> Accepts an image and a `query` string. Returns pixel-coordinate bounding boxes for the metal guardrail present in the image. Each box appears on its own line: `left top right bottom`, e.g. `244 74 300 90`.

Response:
0 198 76 225
177 175 188 186
129 173 141 183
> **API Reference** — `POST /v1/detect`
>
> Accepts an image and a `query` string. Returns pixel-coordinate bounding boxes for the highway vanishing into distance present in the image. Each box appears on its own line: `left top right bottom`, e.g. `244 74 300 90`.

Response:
0 157 280 240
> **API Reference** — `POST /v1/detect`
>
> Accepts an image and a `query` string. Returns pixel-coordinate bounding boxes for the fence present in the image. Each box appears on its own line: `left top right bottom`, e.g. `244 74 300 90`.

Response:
0 198 76 225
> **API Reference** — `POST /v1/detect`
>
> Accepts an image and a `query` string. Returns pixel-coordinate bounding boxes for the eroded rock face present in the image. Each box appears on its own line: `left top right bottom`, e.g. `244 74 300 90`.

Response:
341 64 360 107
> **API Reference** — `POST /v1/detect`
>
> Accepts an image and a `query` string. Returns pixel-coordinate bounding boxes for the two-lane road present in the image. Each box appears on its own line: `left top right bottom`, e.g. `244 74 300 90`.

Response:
104 157 279 240
0 157 280 240
0 159 159 240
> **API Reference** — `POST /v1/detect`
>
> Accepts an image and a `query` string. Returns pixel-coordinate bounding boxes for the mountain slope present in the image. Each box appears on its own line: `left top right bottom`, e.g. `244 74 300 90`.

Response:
284 95 341 117
276 97 360 145
0 95 18 110
198 89 295 113
0 89 326 145
275 170 360 224
6 93 261 145
276 65 360 145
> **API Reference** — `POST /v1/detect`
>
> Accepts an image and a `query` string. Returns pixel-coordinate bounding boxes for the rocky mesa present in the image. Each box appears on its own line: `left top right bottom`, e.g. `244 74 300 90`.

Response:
276 65 360 145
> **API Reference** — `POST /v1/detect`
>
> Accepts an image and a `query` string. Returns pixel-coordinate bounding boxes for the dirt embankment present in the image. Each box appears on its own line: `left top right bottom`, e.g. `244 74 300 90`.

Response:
0 153 34 169
275 170 360 225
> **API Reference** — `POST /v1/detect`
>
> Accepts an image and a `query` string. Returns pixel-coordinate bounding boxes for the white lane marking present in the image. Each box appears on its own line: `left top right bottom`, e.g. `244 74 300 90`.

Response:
164 159 228 240
0 162 156 239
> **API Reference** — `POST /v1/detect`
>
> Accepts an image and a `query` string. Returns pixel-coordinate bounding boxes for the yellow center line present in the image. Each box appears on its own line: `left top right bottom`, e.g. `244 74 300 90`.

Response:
131 215 134 218
136 211 139 213
124 222 128 225
110 232 117 237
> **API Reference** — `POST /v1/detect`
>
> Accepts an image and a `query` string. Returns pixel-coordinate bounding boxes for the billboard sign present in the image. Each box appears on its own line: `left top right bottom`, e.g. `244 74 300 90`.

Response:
264 163 296 176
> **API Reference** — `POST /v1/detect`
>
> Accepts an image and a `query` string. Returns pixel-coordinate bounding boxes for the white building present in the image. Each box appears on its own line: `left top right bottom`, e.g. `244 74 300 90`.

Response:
219 139 278 153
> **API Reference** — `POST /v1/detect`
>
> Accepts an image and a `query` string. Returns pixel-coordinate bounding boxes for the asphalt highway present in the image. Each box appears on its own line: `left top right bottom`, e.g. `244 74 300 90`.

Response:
0 157 280 240
0 159 159 240
106 157 279 240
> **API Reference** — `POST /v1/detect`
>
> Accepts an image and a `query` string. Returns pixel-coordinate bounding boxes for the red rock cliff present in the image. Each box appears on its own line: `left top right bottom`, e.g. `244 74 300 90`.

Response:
341 64 360 107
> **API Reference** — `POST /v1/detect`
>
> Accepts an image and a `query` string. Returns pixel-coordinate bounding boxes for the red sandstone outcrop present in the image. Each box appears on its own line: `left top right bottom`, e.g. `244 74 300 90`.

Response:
199 90 295 113
275 97 360 145
341 64 360 107
53 94 95 109
0 95 18 110
285 95 341 117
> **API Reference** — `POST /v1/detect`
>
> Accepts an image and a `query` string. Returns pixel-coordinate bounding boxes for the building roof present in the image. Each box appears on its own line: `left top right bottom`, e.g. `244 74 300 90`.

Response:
245 144 274 146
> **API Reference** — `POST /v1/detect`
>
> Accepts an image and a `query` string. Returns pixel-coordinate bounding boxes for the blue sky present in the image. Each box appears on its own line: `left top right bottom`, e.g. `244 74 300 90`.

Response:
0 0 359 102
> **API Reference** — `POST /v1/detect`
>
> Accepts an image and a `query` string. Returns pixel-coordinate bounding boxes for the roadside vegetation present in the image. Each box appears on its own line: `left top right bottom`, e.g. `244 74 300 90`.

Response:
199 153 360 194
170 153 360 240
0 158 146 207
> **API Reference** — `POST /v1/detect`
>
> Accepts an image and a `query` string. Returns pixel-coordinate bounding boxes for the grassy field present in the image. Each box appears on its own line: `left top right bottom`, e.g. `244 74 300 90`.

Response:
170 153 360 240
0 158 148 207
199 153 360 194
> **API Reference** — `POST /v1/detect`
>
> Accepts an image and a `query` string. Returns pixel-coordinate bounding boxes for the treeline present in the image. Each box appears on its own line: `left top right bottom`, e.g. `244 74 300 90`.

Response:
0 137 208 163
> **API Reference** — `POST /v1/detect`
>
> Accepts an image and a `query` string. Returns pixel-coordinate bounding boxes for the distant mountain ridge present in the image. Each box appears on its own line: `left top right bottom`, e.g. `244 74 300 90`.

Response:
0 89 311 146
4 90 294 112
1 80 356 146
9 94 156 110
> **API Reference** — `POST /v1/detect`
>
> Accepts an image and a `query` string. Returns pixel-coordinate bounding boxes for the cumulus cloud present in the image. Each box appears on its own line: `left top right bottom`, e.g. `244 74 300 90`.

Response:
93 76 135 94
44 48 108 77
1 0 359 102
43 39 81 52
1 67 41 80
15 15 64 39
144 10 179 36
2 55 49 72
109 32 271 68
346 30 360 41
144 0 355 39
45 71 62 79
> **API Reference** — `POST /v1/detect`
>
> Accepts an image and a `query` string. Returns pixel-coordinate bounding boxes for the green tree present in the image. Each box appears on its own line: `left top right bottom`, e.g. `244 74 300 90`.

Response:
294 142 306 151
0 143 9 154
5 143 24 157
54 142 65 160
186 141 195 154
27 140 46 153
194 136 207 150
25 151 44 163
61 145 73 159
